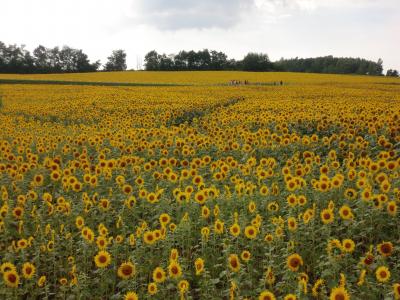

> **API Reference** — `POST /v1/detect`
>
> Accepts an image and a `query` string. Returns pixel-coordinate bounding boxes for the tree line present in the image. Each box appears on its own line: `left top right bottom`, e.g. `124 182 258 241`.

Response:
145 50 393 76
275 56 384 76
1 41 398 76
144 50 275 72
0 41 127 73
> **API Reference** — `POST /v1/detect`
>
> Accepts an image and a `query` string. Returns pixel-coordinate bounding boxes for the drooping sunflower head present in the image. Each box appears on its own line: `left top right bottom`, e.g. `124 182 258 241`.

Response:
228 254 240 272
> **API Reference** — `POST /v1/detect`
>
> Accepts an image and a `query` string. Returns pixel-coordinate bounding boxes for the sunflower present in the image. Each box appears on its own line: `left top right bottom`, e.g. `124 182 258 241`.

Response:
244 225 257 239
159 213 171 226
12 206 24 219
117 262 135 279
94 250 111 268
248 201 256 213
387 201 397 216
393 283 400 299
71 181 82 192
287 194 298 207
168 261 182 279
178 279 190 293
3 270 19 288
122 184 133 195
312 279 324 297
361 252 374 266
287 217 297 231
33 174 44 186
320 208 334 224
37 275 46 287
329 286 350 300
228 254 240 272
339 205 353 220
241 250 251 262
143 231 156 245
259 290 276 300
344 188 357 200
146 192 158 203
22 262 35 279
96 236 108 249
265 267 275 285
341 239 355 253
377 241 393 257
170 248 179 261
46 240 54 252
229 223 241 237
284 294 297 300
99 198 110 211
267 202 279 212
214 219 224 234
357 269 366 286
75 216 84 229
298 195 307 206
0 262 16 274
287 253 303 272
124 291 138 300
201 206 210 219
194 258 204 275
264 234 274 243
153 267 166 283
376 266 390 282
194 191 206 205
59 277 68 285
148 282 158 295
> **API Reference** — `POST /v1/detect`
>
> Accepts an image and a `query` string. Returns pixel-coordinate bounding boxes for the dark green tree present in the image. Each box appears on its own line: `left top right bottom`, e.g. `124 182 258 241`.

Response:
104 49 127 71
242 53 274 71
386 69 399 77
144 50 161 71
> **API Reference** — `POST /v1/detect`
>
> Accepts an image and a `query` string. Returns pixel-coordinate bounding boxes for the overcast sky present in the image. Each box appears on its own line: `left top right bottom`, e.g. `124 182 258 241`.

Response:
1 0 399 71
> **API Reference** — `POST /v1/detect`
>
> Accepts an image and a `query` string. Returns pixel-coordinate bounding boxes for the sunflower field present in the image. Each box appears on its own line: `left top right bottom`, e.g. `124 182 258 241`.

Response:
0 72 399 300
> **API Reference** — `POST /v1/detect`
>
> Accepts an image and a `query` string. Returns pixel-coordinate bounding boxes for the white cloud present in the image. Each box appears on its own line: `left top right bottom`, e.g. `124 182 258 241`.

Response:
125 0 254 30
0 0 399 70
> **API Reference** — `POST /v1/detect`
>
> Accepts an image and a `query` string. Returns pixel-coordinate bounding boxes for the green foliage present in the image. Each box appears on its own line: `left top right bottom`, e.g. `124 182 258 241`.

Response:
0 41 100 74
241 53 274 72
386 69 399 77
104 49 127 72
275 55 384 75
144 49 233 71
144 50 386 75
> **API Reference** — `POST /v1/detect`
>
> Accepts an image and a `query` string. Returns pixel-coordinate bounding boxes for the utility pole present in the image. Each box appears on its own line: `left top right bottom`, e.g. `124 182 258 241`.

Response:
136 55 143 70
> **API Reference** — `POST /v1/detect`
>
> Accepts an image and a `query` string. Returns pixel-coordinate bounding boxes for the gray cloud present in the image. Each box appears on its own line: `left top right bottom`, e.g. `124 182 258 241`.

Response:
131 0 255 30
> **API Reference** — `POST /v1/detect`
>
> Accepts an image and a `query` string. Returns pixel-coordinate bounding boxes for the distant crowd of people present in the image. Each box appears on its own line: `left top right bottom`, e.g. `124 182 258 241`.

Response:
229 80 250 85
229 80 284 86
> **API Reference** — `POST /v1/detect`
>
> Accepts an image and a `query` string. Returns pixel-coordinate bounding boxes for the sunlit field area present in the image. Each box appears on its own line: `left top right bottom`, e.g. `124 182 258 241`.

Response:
0 72 399 299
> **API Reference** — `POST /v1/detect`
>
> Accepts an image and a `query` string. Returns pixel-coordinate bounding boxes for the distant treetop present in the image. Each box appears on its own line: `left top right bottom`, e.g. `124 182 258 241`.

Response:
143 50 387 76
0 40 397 76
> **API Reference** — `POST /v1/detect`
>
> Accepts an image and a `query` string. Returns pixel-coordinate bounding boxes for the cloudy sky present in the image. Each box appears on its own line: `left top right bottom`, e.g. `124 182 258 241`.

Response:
1 0 399 71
